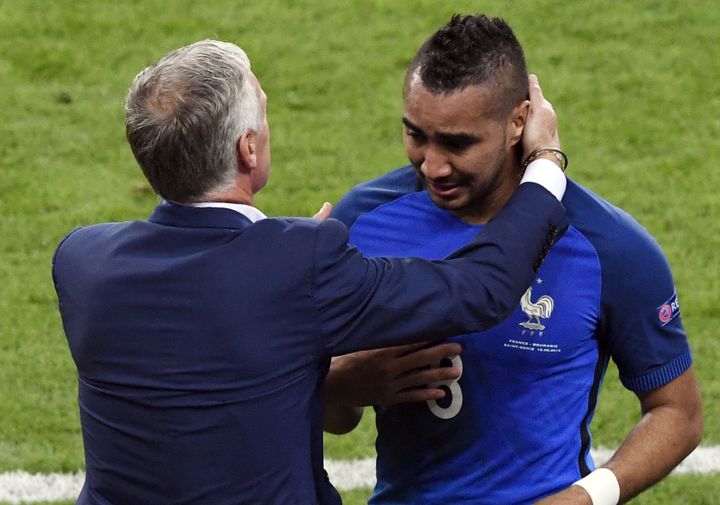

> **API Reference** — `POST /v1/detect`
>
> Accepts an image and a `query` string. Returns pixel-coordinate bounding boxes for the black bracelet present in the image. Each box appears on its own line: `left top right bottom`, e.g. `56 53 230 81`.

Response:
522 147 568 173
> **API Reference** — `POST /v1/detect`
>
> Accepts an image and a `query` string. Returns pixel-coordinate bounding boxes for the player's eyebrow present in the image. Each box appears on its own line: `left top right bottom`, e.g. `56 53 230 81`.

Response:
436 131 480 146
402 117 480 145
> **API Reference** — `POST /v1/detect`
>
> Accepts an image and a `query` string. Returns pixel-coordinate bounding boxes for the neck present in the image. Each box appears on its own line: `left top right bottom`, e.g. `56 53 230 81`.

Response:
201 181 254 206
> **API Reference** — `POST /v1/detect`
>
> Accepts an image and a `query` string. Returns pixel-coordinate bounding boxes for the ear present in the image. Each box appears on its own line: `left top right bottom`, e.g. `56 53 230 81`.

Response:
236 129 257 173
506 100 530 148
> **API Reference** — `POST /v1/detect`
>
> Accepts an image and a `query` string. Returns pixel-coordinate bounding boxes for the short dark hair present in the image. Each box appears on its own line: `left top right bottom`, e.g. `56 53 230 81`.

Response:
406 14 529 118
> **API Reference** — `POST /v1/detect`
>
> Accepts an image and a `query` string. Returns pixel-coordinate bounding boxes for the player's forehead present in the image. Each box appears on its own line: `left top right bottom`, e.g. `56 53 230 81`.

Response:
403 73 501 134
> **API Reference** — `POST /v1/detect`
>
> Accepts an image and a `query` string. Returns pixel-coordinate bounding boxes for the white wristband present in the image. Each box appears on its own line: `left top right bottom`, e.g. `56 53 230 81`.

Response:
572 468 620 505
519 158 567 201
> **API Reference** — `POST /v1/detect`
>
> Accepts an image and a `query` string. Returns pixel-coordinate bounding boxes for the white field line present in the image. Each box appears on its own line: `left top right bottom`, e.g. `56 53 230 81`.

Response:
1 447 719 502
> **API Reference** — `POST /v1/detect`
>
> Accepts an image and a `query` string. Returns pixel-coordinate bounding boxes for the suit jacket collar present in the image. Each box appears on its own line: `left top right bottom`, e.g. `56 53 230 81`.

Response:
148 200 255 230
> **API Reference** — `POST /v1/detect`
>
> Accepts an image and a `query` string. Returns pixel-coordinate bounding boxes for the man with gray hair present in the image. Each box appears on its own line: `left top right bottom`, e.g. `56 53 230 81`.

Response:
53 39 569 504
125 40 268 205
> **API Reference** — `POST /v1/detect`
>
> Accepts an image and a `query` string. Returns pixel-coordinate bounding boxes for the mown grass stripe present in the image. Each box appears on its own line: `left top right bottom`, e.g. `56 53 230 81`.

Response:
1 446 719 502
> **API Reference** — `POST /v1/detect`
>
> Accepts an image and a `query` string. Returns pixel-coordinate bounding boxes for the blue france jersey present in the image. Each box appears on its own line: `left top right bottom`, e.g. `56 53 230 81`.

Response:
332 166 691 505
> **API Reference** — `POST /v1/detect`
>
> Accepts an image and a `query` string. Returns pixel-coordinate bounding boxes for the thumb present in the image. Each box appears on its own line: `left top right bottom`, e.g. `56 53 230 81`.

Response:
312 202 333 221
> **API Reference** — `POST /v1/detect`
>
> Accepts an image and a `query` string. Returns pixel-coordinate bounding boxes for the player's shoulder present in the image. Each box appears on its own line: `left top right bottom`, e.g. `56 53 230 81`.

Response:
332 165 422 228
563 179 672 290
564 179 664 257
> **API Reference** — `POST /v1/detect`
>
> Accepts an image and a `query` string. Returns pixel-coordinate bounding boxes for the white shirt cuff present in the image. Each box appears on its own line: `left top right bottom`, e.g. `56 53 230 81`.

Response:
520 158 567 201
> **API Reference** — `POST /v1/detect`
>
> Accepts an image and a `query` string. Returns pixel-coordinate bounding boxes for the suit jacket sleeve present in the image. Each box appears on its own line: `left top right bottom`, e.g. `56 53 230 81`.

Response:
312 182 569 355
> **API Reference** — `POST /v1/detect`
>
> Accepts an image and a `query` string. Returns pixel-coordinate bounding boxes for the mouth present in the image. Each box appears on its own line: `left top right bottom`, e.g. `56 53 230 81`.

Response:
426 180 462 200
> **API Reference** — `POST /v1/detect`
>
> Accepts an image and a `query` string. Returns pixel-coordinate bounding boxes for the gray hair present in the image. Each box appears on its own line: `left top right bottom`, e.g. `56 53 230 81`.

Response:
125 40 262 203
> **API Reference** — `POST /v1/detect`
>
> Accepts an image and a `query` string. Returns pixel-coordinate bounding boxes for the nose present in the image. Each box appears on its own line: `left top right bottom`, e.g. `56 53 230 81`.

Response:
420 147 452 180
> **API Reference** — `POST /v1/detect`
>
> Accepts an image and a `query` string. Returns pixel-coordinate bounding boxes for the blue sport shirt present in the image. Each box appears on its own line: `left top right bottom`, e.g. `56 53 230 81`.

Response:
333 166 691 505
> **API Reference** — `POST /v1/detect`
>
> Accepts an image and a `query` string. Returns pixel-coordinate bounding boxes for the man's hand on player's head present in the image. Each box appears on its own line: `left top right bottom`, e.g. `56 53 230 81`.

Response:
326 342 463 407
522 74 561 159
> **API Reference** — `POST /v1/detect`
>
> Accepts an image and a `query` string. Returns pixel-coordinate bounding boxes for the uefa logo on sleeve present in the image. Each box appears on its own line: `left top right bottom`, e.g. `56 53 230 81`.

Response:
657 292 680 327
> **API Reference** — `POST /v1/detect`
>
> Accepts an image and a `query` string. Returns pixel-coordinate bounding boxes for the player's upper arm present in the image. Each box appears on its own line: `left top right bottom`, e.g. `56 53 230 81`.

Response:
597 221 691 392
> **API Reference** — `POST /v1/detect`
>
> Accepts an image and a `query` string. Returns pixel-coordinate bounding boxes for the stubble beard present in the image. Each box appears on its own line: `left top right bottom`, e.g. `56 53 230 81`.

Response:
427 148 512 224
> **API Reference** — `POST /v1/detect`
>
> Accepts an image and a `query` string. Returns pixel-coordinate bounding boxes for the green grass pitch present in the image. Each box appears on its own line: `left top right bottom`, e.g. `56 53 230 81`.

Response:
1 1 718 503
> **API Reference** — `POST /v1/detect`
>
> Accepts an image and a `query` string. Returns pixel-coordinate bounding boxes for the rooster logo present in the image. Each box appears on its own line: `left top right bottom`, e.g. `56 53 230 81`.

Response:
519 287 554 331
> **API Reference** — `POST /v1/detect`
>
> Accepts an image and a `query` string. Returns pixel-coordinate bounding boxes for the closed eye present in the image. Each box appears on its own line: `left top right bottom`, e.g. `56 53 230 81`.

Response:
405 128 426 142
438 134 479 153
402 117 427 143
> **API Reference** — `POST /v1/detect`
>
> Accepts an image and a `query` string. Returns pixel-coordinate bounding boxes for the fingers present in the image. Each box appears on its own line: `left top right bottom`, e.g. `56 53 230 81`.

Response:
329 342 463 406
389 343 462 402
522 73 561 156
528 73 544 104
391 341 436 356
395 342 462 372
394 386 450 404
395 364 461 391
312 202 333 221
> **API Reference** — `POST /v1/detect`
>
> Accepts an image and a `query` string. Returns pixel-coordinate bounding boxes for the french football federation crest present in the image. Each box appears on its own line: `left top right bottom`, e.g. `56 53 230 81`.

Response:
519 286 554 331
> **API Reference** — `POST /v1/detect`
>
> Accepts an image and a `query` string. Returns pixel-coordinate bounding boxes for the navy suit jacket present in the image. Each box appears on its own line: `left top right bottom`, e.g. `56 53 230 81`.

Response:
52 183 567 505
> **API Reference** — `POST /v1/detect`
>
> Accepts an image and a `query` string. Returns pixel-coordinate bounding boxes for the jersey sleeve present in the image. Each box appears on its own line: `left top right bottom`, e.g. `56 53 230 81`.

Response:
597 217 691 392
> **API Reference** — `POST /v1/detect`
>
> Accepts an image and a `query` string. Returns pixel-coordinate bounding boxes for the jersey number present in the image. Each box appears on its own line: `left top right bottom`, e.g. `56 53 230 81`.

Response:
426 355 463 419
